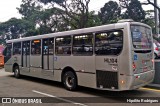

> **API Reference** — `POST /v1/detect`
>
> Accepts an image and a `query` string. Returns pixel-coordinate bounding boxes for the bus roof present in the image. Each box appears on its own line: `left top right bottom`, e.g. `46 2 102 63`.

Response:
6 21 151 43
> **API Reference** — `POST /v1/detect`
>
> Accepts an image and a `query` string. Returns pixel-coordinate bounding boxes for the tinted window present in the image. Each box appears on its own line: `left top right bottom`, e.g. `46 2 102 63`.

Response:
43 39 49 55
43 38 54 55
22 41 30 55
48 38 54 55
4 43 12 57
73 34 93 55
31 40 41 55
95 30 123 55
56 36 71 55
13 42 21 55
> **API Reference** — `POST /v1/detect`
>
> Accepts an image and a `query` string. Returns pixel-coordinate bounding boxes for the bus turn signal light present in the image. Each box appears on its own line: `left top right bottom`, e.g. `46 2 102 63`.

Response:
121 80 125 84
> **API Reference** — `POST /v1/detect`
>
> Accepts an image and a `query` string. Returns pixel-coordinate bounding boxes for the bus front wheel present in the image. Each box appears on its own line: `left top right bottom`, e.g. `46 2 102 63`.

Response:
63 71 77 91
14 66 20 78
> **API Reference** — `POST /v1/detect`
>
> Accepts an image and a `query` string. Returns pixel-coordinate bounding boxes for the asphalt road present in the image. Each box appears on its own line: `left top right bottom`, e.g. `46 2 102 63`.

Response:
0 68 160 106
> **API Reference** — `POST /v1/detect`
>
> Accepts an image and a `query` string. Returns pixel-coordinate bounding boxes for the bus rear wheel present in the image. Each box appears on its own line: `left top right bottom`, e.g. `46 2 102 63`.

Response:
14 66 20 78
63 71 77 91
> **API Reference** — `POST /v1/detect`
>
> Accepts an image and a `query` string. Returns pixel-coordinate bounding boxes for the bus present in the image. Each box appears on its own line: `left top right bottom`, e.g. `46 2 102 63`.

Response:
0 45 4 67
3 19 155 91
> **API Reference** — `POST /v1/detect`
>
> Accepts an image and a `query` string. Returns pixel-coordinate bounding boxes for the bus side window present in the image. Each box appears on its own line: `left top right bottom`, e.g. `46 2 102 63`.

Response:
43 39 48 55
3 44 12 57
13 42 21 55
31 40 41 55
95 30 123 55
22 41 30 55
49 38 54 55
55 36 71 55
73 34 93 55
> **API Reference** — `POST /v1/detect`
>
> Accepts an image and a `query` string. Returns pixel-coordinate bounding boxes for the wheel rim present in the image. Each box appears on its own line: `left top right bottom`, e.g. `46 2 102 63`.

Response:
66 76 74 88
15 69 19 76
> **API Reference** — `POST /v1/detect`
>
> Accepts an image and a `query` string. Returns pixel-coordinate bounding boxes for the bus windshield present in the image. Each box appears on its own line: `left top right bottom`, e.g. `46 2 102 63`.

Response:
131 25 152 49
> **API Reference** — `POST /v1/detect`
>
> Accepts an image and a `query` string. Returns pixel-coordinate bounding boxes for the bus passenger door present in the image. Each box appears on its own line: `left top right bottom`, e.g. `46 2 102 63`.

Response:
22 41 30 72
30 39 42 76
42 38 54 79
3 43 12 72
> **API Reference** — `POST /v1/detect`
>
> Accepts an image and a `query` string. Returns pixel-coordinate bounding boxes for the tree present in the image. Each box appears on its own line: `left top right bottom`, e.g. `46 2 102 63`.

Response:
0 32 6 45
38 0 99 29
0 18 34 40
143 10 155 32
98 1 121 24
17 0 42 19
18 0 76 35
120 0 146 22
119 0 130 9
142 0 160 32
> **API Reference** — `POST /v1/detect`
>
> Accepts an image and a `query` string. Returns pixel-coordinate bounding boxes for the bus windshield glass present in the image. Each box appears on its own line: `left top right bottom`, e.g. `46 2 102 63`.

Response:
131 25 152 49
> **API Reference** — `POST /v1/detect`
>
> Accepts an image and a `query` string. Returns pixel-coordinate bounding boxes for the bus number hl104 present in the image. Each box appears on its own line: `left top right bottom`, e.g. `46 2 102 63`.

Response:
104 58 118 64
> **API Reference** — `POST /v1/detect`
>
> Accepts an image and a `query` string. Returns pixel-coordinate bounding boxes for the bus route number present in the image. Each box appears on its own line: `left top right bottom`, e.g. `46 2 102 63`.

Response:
104 58 117 64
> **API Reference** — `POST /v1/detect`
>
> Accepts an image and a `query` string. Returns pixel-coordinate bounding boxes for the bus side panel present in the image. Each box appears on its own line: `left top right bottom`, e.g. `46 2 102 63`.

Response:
78 56 96 88
54 56 85 82
4 57 13 72
54 56 96 88
30 55 42 77
116 26 133 90
76 72 96 88
13 55 22 67
115 23 132 75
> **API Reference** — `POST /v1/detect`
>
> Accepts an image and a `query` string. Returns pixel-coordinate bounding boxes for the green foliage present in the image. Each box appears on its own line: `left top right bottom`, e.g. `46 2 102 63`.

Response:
143 18 155 32
17 0 42 18
122 0 145 22
38 0 94 29
38 0 64 4
87 11 101 27
98 1 121 24
0 18 34 40
144 0 160 28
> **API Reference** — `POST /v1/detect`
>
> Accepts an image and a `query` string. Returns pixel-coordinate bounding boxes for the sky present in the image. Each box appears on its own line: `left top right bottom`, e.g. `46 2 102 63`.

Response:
0 0 159 22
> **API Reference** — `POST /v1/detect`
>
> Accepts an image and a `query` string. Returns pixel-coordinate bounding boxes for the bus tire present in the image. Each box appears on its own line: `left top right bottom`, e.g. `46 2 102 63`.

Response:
14 66 20 78
63 71 77 91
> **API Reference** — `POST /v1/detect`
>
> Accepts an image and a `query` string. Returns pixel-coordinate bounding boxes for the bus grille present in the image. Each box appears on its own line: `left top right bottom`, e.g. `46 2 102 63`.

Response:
96 70 118 89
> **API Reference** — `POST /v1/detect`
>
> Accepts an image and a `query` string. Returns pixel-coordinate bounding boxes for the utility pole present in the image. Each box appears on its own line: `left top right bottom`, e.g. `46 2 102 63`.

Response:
154 0 159 37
